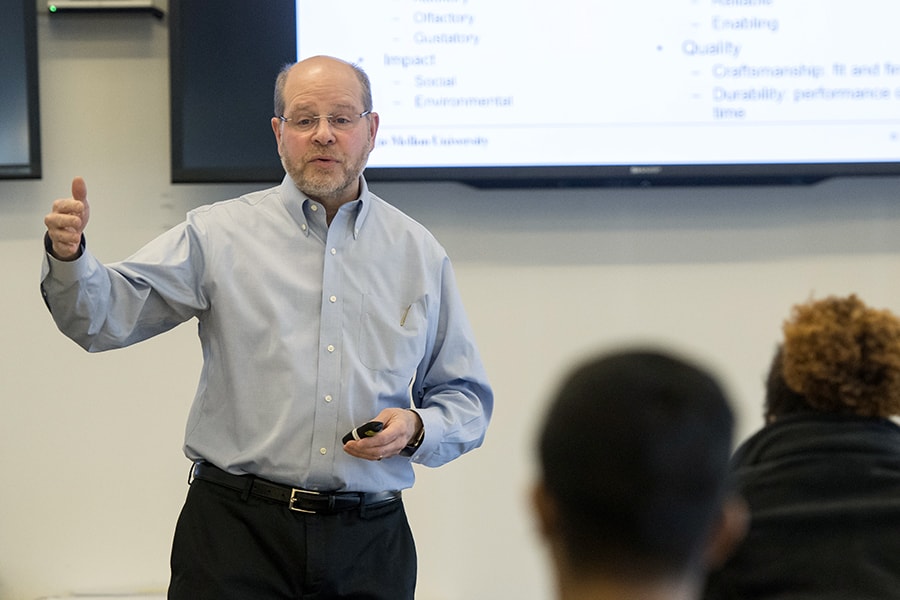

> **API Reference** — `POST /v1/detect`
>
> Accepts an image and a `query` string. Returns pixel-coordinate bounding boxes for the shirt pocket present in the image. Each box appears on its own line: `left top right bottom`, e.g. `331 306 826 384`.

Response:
358 293 427 376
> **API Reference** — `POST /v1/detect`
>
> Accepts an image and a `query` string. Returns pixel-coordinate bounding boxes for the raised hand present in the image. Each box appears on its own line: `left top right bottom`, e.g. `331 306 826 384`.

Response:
45 176 91 260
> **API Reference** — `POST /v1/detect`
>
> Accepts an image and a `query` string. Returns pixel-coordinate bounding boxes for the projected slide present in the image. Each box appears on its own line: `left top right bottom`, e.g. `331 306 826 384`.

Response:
296 0 900 168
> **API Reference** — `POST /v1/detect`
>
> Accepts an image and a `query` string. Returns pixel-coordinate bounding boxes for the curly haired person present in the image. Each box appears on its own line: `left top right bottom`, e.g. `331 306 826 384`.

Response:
703 294 900 599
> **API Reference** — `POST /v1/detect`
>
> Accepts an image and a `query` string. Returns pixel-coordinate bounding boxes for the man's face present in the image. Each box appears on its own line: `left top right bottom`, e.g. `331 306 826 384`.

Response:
272 58 379 206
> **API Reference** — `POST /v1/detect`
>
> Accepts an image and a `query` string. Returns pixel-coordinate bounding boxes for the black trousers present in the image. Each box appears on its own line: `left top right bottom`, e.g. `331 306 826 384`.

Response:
168 478 417 600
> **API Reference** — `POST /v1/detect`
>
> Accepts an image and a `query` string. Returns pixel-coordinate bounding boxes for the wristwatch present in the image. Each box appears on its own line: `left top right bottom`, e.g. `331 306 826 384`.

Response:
400 411 425 457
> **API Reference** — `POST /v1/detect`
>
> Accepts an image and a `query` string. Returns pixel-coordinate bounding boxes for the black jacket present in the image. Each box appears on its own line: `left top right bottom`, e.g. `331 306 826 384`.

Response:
703 412 900 600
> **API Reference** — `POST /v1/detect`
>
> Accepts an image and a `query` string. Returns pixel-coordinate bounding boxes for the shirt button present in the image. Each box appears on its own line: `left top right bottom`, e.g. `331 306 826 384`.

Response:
324 394 333 403
327 344 335 353
310 204 318 212
320 448 327 455
330 248 337 255
329 295 337 303
301 223 307 231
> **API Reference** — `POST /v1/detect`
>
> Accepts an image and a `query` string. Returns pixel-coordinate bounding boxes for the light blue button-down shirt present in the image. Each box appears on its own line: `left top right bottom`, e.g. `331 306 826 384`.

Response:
41 176 493 492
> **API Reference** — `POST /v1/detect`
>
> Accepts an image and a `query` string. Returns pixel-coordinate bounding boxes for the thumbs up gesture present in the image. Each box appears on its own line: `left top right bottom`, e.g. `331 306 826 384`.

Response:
45 176 91 261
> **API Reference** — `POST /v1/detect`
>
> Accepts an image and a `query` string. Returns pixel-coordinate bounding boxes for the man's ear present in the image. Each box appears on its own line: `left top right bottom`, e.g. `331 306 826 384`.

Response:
271 117 284 152
367 111 380 151
704 495 750 569
531 481 560 540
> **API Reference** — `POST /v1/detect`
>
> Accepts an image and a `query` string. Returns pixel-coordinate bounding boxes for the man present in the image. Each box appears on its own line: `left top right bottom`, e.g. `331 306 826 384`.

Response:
41 55 493 599
531 350 746 600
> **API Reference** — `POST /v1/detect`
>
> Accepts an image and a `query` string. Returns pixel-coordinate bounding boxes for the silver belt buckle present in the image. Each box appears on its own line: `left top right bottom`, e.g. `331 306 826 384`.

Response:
289 488 322 513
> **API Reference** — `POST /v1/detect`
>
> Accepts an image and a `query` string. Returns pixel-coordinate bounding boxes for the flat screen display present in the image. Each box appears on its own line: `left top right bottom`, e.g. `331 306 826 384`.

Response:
170 0 900 186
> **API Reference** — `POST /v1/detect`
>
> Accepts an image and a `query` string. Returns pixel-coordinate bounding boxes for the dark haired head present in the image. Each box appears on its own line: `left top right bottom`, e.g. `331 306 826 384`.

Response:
536 349 735 580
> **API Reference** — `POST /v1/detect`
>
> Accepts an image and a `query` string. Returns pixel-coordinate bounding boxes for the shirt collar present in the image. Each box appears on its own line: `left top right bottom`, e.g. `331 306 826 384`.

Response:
353 175 372 239
279 174 371 240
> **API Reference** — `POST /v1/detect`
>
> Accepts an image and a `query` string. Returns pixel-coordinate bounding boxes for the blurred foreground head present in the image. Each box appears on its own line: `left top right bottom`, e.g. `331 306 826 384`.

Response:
533 349 745 599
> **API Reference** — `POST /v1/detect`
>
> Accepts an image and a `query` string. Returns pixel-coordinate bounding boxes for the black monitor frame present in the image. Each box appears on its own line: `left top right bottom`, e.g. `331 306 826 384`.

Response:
0 0 42 179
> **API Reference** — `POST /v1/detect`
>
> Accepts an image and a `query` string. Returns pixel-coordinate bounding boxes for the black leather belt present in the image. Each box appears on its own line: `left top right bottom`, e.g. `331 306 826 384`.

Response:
190 462 402 515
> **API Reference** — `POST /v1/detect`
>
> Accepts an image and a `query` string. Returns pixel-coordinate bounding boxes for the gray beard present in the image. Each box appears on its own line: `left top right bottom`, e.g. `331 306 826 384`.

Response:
282 154 368 204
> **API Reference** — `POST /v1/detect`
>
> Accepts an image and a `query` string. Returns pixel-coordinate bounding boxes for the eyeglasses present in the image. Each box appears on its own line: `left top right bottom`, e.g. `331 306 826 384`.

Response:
278 110 372 132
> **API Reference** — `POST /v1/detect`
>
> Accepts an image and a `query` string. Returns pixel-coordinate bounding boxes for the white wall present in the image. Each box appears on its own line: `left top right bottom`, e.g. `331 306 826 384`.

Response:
3 5 900 600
